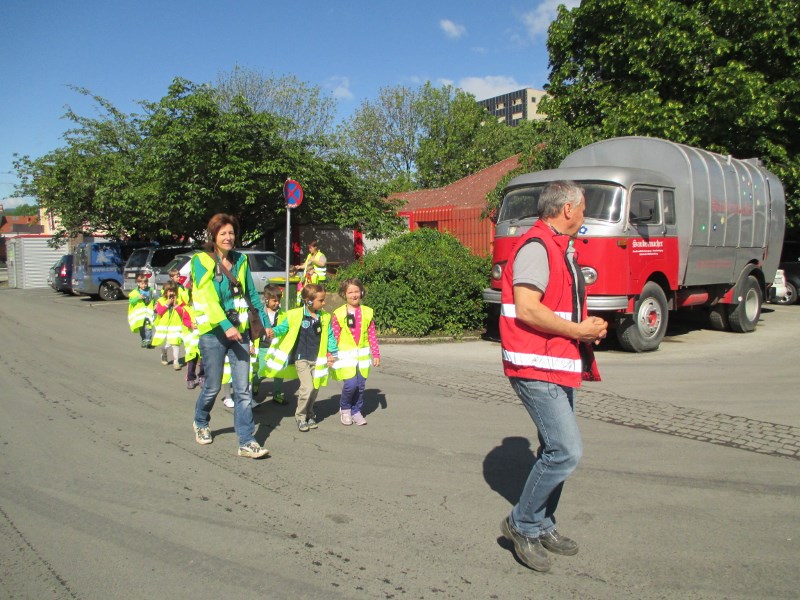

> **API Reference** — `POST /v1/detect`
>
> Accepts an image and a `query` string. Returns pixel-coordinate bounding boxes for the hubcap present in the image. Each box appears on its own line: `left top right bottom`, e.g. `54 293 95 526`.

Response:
744 288 759 321
637 299 662 338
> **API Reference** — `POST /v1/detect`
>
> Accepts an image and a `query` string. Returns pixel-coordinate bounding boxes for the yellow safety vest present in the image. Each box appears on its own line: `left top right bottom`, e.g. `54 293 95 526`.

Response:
260 309 331 389
332 305 374 380
191 252 250 335
127 288 155 332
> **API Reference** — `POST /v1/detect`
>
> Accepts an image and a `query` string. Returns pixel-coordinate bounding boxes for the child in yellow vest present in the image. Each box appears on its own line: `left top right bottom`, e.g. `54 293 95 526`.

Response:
152 281 192 370
128 272 155 348
331 278 381 425
253 283 287 403
261 284 338 432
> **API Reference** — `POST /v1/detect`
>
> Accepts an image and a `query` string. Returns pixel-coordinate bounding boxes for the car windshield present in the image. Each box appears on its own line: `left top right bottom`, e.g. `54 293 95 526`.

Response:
247 253 286 271
152 248 188 269
498 182 624 223
163 255 192 273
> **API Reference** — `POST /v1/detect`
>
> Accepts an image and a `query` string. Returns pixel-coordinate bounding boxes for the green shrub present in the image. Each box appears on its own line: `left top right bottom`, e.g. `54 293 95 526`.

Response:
332 229 490 336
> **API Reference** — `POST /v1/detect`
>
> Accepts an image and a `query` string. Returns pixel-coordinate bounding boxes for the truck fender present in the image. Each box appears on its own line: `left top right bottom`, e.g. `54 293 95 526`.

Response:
723 263 763 304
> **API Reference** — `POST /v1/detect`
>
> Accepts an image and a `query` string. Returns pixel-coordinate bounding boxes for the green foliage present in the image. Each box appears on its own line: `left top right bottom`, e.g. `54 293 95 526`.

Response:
332 229 490 337
545 0 800 231
14 78 404 245
3 203 39 216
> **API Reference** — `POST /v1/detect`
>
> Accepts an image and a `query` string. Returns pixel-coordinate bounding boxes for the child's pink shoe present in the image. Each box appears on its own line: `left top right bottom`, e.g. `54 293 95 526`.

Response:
351 412 367 426
340 409 352 426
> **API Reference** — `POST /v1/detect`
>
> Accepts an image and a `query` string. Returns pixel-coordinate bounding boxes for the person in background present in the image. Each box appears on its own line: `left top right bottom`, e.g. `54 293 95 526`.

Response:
498 180 607 573
128 272 155 348
190 213 269 459
261 283 337 432
152 280 192 370
331 278 381 426
292 239 327 305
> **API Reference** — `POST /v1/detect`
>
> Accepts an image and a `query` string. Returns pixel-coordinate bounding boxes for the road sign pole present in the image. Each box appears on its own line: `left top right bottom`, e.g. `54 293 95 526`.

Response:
284 207 292 312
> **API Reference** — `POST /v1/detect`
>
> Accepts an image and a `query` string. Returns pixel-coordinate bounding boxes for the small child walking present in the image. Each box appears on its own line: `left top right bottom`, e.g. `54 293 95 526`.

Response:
128 272 155 348
331 278 381 425
261 284 338 432
254 283 287 403
152 281 192 370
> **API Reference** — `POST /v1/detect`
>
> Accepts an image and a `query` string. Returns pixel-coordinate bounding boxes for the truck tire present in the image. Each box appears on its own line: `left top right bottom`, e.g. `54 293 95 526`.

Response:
616 282 668 352
727 275 762 333
98 280 122 301
707 305 730 331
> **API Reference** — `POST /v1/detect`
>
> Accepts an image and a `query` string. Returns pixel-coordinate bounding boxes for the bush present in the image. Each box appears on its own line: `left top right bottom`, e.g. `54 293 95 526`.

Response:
332 229 490 336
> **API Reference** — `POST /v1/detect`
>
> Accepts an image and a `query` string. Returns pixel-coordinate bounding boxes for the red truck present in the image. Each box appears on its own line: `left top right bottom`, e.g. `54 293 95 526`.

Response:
483 136 786 351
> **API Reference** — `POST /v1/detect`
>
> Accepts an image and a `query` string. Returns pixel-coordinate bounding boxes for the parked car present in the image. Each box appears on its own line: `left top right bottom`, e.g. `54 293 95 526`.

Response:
774 240 800 305
122 246 193 297
47 254 73 293
72 241 155 301
152 249 287 295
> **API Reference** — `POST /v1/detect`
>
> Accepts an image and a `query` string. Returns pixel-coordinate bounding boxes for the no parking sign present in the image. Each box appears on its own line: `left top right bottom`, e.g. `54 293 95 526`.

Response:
283 179 304 208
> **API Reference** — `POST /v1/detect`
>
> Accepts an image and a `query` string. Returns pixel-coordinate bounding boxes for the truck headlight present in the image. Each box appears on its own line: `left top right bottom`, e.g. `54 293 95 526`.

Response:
491 264 503 281
581 266 597 285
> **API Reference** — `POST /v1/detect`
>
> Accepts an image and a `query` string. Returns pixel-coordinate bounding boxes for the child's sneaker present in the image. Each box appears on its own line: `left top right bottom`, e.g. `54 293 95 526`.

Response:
173 362 182 371
193 421 213 445
238 441 269 459
351 412 367 426
306 418 318 429
273 391 285 404
297 420 309 432
141 339 149 348
340 409 352 426
187 379 198 390
160 350 168 365
223 397 234 408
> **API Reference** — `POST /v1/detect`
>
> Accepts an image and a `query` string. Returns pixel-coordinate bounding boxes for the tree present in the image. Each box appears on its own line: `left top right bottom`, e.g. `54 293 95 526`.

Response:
544 0 800 230
215 65 338 145
14 79 404 245
336 85 422 192
414 83 515 189
3 203 39 216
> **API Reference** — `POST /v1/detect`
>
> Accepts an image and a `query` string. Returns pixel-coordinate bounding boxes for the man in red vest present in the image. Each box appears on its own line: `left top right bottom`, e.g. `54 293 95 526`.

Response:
499 180 607 572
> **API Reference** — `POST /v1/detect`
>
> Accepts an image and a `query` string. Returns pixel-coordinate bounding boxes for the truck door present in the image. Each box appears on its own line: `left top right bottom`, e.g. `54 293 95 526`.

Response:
628 187 672 285
629 187 662 239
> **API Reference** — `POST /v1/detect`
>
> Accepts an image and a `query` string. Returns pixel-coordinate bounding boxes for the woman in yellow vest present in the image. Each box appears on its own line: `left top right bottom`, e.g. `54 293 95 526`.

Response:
190 213 269 459
260 283 338 432
292 239 327 305
331 278 381 425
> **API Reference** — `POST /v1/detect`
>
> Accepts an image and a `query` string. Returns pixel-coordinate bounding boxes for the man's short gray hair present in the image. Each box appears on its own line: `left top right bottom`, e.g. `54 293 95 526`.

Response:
537 180 584 219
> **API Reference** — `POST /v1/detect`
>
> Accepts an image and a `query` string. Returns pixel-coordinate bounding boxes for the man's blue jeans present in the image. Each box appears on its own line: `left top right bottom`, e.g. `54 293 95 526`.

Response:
194 329 255 446
508 377 583 538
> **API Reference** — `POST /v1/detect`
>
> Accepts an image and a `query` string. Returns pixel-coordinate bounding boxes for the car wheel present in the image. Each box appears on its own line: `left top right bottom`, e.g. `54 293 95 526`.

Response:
727 275 762 333
98 280 122 301
616 281 668 352
774 281 797 305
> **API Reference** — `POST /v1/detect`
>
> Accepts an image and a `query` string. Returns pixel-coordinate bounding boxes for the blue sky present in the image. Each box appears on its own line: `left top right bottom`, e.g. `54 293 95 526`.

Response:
0 0 579 207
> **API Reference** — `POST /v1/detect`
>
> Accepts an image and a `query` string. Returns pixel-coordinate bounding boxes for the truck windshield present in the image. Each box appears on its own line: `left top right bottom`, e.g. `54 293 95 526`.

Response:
498 183 624 223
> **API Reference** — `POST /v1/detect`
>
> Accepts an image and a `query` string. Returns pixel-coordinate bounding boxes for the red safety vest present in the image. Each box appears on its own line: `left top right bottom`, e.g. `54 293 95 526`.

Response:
500 219 600 387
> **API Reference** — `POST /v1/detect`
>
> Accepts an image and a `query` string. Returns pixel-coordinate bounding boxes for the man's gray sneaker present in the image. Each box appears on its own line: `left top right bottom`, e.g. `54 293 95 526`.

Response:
500 517 551 572
238 441 269 459
297 420 309 432
539 529 579 555
193 421 213 445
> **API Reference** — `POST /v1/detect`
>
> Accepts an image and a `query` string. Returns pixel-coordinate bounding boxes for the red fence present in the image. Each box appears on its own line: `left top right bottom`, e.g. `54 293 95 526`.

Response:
400 206 494 257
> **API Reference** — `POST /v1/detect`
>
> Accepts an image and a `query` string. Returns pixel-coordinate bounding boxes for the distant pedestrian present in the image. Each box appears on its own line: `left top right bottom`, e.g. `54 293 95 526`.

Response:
331 278 381 426
128 272 155 348
292 239 327 305
499 180 607 572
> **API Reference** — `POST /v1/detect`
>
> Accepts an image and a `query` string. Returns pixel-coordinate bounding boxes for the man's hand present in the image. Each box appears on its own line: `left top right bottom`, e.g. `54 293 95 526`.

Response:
575 316 608 345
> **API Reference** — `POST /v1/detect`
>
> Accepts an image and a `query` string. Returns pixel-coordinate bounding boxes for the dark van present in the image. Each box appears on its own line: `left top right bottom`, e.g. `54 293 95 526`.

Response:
72 241 155 301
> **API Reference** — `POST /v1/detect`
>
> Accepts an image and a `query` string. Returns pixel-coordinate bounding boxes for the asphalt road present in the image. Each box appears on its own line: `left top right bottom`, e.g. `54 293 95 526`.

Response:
1 288 798 599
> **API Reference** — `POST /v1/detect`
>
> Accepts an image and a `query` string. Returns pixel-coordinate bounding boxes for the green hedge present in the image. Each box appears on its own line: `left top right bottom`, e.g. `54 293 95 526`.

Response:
332 229 490 337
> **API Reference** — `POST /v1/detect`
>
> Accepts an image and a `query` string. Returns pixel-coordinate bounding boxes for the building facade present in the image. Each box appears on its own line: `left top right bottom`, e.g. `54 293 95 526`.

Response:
478 87 547 127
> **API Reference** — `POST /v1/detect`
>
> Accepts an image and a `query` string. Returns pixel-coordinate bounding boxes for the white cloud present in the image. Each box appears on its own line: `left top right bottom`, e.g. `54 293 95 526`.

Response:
327 76 354 100
522 0 581 39
456 76 529 100
440 19 466 39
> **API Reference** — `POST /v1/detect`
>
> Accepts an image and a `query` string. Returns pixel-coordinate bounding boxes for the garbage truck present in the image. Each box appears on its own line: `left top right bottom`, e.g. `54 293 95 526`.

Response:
483 136 786 351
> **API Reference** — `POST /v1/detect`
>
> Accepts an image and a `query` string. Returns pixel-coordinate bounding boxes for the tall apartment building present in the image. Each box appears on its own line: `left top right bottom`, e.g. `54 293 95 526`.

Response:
478 87 547 126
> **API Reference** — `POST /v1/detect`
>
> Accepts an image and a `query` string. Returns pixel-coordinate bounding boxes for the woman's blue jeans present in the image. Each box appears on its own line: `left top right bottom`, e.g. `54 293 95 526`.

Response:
508 377 583 538
194 329 255 446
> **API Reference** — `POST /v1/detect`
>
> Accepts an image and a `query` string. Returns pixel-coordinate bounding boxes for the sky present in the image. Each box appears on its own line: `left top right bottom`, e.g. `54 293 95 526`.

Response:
0 0 579 207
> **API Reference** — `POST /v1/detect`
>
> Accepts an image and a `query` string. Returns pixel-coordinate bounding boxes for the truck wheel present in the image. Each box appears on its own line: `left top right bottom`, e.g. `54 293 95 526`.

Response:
98 281 122 301
727 275 762 333
774 281 797 306
707 305 730 331
616 282 668 352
